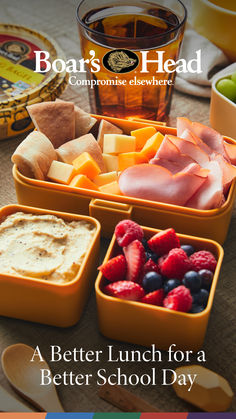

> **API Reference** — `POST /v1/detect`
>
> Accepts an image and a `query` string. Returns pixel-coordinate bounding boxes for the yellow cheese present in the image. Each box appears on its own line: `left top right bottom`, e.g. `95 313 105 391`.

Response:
99 181 121 195
102 154 119 172
93 171 118 186
72 152 101 179
141 132 164 160
131 126 157 150
103 134 136 154
47 160 76 185
118 152 148 171
69 174 99 191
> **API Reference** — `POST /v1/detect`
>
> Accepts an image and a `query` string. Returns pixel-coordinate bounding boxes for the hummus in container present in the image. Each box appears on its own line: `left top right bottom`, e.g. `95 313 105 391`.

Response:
0 212 95 283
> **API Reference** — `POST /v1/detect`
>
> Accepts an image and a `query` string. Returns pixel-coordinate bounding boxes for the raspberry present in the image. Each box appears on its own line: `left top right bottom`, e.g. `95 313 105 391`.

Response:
104 281 145 301
159 248 192 280
115 220 144 247
143 259 160 275
190 251 217 273
98 255 127 282
163 285 192 312
141 289 164 306
148 228 180 256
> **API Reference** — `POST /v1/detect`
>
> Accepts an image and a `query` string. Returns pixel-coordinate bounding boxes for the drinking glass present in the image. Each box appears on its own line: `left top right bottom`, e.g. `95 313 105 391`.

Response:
77 0 187 121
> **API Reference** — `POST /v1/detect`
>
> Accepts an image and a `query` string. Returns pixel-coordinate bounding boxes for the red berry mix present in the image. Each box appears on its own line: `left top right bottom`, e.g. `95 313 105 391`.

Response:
99 220 217 314
159 248 192 280
143 259 160 275
190 250 217 272
98 255 127 282
148 228 180 256
105 281 145 301
115 219 144 247
163 286 192 313
123 239 146 283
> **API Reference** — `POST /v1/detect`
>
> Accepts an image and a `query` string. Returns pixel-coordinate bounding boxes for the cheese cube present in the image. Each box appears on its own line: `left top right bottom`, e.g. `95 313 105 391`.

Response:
131 126 157 150
103 134 136 154
99 181 121 195
141 132 164 160
72 152 101 179
118 152 148 171
47 160 76 185
93 171 118 186
69 174 99 191
102 154 119 172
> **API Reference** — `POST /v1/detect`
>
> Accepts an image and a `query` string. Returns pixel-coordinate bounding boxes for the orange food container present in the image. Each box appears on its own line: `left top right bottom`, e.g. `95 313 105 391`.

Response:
12 116 236 243
95 226 224 351
0 204 100 327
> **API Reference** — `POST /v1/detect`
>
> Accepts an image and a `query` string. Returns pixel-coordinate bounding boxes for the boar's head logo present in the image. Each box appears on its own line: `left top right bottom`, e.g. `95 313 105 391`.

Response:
103 49 139 73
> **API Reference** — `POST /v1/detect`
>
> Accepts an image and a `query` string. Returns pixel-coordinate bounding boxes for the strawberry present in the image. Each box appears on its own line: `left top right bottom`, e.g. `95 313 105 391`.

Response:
124 239 146 282
98 255 127 282
115 219 144 247
143 259 160 275
148 228 180 256
163 285 192 312
141 289 164 306
104 281 145 301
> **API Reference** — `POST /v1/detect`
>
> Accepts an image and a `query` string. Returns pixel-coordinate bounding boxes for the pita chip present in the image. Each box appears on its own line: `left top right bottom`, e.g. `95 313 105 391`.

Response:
97 119 123 150
56 133 106 172
56 99 97 137
74 105 97 137
27 101 75 148
12 131 57 180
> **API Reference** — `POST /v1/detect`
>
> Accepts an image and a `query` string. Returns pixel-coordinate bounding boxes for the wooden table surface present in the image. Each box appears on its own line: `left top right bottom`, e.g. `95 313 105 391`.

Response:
0 0 235 413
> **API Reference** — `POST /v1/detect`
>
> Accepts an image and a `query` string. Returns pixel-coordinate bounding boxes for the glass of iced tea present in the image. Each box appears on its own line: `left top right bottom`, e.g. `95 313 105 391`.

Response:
77 0 186 121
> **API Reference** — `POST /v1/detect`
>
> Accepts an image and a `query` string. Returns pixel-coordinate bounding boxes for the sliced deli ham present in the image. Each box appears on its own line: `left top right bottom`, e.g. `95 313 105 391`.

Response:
186 161 224 210
119 164 207 207
224 142 236 165
167 135 210 166
177 117 229 160
180 128 236 190
155 136 181 161
180 129 213 156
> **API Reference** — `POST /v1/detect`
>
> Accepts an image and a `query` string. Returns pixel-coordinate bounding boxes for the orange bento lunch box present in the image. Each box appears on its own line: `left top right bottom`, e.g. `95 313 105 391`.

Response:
95 226 224 351
0 204 100 327
12 116 236 243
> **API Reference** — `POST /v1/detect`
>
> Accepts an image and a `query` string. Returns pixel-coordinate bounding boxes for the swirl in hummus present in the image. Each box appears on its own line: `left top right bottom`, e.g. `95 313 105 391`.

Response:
0 212 95 283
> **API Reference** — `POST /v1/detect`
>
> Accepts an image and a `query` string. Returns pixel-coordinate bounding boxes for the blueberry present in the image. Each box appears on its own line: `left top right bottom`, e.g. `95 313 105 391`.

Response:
198 269 213 290
142 272 163 292
192 289 209 307
189 304 205 314
145 251 158 262
181 244 195 256
183 271 202 293
164 279 181 294
142 238 150 251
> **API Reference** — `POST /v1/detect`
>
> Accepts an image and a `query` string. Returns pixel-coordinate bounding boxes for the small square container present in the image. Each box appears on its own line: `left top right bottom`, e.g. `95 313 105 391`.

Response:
12 116 236 243
210 67 236 139
95 226 224 351
0 204 100 327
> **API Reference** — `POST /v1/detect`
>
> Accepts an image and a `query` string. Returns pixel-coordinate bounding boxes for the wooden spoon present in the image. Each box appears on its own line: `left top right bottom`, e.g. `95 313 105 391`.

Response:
0 385 34 412
1 344 64 412
99 383 160 412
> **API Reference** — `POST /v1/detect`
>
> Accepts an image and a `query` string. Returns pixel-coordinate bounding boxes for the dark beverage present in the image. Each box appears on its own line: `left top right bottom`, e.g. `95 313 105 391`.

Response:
77 1 186 121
